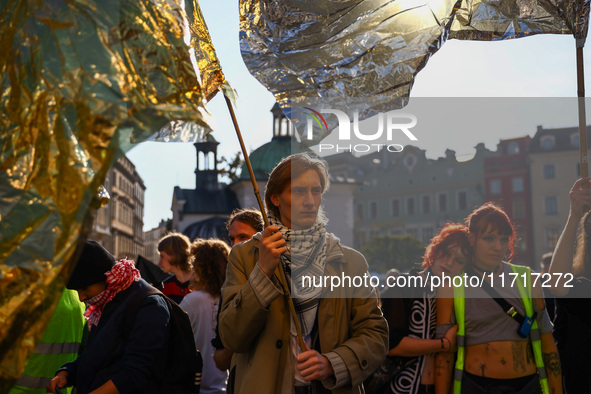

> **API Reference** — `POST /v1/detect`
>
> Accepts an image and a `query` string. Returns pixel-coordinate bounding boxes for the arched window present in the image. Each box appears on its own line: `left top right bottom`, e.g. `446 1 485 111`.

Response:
541 136 555 150
198 151 205 170
206 151 215 170
507 141 519 155
274 118 280 137
280 118 289 136
571 133 580 148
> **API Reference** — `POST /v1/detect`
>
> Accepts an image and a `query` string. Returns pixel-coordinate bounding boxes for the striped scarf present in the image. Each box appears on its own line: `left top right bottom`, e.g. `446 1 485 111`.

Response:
84 258 140 329
268 212 327 337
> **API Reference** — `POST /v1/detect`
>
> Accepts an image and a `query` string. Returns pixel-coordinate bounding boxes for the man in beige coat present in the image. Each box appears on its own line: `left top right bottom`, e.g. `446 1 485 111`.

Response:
219 153 388 394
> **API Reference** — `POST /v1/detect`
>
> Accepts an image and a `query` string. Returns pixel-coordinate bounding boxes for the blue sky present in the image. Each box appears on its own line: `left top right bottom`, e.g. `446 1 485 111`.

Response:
128 1 591 231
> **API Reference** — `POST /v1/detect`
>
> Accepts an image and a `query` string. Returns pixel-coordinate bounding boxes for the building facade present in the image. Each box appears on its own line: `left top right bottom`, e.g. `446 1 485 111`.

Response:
89 155 146 259
484 136 534 267
158 102 588 271
326 144 495 250
324 126 588 270
143 219 171 264
529 125 590 266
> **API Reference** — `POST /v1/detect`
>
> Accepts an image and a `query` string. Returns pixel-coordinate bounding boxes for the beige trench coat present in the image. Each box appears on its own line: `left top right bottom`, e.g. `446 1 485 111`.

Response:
219 234 389 394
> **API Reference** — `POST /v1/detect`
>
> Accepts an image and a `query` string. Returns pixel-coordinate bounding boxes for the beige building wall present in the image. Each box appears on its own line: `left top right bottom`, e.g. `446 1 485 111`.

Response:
144 222 169 264
89 155 145 260
529 150 580 266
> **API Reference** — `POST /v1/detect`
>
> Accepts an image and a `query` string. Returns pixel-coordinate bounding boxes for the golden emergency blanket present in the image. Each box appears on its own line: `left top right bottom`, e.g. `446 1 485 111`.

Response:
0 0 225 389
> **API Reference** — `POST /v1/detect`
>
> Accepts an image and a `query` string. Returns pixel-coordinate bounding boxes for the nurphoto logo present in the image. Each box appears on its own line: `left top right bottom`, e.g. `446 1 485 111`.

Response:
302 108 418 153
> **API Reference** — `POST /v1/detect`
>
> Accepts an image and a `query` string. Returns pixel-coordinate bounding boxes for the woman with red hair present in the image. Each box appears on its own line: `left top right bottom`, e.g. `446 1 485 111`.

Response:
435 202 561 394
374 223 470 394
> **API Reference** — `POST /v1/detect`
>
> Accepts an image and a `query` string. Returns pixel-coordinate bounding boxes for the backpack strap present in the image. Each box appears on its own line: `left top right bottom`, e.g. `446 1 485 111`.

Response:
452 273 466 394
453 265 550 394
122 284 162 337
465 266 533 328
508 263 550 394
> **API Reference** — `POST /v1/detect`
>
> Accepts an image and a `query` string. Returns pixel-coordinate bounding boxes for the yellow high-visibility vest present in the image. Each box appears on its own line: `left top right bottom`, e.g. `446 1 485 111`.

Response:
452 264 549 394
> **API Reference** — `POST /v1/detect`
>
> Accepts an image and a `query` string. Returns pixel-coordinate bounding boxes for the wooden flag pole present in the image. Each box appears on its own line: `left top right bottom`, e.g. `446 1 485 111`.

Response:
577 40 591 216
223 94 307 352
223 95 269 226
577 44 589 180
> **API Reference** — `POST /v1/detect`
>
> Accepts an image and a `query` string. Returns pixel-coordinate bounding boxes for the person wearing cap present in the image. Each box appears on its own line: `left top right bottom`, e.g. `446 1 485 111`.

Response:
46 240 171 394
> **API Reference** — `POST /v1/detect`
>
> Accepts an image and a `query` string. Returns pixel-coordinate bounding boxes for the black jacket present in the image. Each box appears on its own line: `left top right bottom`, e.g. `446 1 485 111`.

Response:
62 279 170 394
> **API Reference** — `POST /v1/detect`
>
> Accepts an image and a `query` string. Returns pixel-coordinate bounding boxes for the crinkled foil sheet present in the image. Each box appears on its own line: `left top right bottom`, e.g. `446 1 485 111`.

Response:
0 0 223 389
240 0 587 138
450 0 587 41
186 0 226 101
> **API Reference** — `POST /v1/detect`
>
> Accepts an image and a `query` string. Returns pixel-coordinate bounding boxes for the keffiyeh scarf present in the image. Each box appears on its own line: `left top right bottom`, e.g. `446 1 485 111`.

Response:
268 211 327 338
84 258 141 329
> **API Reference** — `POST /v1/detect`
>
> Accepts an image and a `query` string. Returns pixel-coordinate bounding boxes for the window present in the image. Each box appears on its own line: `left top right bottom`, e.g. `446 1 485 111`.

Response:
422 195 431 214
490 179 501 195
458 191 467 210
507 141 520 155
543 165 555 179
407 197 415 215
280 118 289 137
357 203 363 219
545 196 558 215
571 133 580 147
370 202 377 219
438 193 447 212
513 201 525 220
545 228 560 249
391 199 400 217
516 238 527 252
512 177 524 193
404 154 416 169
541 136 555 150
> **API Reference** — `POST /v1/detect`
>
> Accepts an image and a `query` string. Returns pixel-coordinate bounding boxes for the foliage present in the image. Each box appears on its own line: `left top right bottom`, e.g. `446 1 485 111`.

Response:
360 234 425 273
218 152 243 182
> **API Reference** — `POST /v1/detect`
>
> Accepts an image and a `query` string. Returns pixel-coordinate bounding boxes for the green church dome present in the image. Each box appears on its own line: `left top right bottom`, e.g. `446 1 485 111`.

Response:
238 136 295 181
237 103 311 181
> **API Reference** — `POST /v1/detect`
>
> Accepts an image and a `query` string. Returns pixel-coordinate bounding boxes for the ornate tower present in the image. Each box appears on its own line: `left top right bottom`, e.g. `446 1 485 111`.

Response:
194 135 220 191
271 103 291 139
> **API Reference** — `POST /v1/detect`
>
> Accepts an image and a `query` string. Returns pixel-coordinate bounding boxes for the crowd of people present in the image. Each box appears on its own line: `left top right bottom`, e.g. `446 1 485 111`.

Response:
33 153 591 394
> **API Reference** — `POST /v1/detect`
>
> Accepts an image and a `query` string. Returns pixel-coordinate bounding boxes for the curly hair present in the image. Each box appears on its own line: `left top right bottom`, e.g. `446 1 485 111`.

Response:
465 202 516 262
157 232 192 271
422 223 471 270
189 239 230 297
